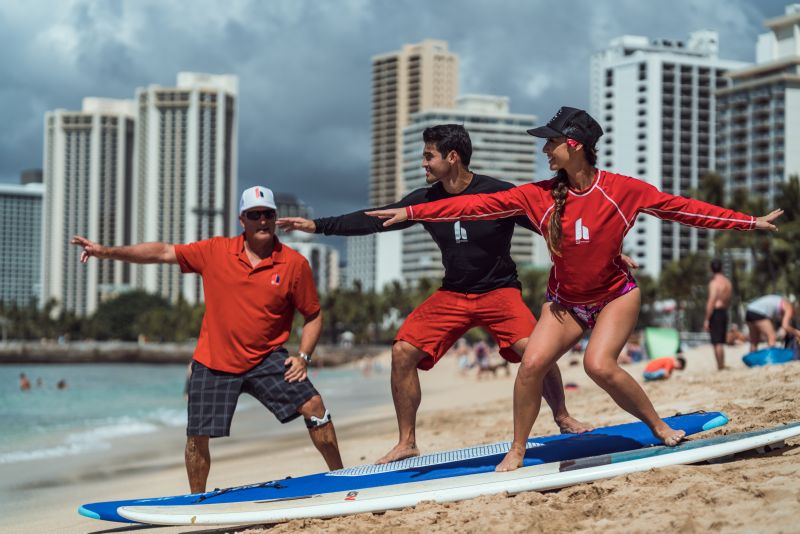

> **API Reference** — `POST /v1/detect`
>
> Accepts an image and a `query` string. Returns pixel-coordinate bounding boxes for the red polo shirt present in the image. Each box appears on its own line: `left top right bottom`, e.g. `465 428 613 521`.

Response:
174 234 320 374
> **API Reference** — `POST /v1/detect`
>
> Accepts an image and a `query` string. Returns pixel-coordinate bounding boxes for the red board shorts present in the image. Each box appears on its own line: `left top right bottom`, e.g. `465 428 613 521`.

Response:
396 287 537 370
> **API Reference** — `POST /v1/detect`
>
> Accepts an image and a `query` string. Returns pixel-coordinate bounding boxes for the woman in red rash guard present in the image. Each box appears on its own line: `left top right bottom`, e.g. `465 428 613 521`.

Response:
368 107 782 472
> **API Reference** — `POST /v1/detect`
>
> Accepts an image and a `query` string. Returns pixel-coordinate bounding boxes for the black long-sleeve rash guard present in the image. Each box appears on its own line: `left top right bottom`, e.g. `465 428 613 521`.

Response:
313 174 540 294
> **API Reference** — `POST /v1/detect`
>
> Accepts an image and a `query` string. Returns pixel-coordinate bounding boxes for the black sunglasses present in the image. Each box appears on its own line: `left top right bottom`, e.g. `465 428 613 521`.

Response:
244 209 276 221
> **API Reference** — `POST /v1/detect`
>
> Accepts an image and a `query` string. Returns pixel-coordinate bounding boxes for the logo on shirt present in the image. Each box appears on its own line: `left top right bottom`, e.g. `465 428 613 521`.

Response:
575 218 590 244
271 273 281 285
454 221 468 243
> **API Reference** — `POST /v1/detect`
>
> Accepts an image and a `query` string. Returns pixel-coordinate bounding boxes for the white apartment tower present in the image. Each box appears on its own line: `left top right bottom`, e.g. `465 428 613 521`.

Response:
345 232 402 292
133 73 238 304
591 32 747 277
400 95 546 285
0 183 44 306
717 4 800 206
43 98 135 315
370 39 459 206
288 241 340 295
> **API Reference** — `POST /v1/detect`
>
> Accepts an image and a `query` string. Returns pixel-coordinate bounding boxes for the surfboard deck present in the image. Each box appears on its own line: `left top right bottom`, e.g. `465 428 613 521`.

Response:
118 421 800 526
79 411 726 523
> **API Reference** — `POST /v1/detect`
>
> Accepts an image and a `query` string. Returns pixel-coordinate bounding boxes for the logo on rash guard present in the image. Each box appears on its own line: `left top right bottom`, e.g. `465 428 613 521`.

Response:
575 218 590 244
454 221 468 243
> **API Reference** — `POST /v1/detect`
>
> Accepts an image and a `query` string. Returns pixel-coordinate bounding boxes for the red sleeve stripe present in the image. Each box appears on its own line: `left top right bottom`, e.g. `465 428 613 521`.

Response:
540 204 555 229
527 214 543 233
596 186 631 228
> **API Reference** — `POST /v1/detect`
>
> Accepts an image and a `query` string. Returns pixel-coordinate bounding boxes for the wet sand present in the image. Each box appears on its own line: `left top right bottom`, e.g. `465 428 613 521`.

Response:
8 342 800 533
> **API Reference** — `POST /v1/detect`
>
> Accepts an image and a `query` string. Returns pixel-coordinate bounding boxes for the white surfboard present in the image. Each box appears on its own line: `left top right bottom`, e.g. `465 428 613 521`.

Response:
119 422 800 526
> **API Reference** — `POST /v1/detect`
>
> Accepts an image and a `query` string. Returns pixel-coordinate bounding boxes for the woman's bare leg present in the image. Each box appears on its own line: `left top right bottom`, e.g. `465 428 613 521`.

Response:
583 288 684 446
496 302 585 471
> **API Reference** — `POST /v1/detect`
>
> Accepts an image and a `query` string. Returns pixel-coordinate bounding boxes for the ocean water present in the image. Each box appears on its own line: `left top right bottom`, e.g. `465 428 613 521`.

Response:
0 362 390 465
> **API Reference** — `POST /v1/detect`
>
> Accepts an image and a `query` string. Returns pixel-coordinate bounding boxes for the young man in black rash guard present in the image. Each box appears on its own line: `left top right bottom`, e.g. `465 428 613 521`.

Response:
278 124 596 464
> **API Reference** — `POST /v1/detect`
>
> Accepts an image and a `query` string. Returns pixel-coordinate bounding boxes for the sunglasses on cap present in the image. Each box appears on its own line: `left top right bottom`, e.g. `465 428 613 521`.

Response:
244 209 277 221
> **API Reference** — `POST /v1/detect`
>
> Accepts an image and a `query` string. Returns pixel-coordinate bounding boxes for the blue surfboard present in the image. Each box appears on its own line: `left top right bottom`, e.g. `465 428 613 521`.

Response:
742 347 795 367
79 411 727 523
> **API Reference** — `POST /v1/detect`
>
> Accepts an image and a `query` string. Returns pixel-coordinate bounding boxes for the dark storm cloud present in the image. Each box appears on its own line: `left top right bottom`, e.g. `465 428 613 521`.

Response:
0 0 791 218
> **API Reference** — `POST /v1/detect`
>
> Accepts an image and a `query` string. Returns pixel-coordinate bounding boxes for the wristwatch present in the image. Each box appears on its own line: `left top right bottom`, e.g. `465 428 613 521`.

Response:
299 351 312 364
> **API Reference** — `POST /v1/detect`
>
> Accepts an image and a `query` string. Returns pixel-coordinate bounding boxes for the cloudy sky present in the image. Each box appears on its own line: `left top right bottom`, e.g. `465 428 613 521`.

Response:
0 0 790 222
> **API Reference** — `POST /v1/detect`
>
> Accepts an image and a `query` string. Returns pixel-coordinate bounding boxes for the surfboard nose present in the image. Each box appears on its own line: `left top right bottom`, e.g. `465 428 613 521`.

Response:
702 413 729 431
78 506 101 520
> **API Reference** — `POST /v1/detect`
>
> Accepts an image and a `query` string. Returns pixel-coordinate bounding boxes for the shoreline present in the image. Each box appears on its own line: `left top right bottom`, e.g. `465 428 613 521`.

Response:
0 341 388 365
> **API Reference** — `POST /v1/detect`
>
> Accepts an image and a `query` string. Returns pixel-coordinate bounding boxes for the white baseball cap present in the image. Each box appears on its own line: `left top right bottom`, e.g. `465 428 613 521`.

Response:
239 186 277 214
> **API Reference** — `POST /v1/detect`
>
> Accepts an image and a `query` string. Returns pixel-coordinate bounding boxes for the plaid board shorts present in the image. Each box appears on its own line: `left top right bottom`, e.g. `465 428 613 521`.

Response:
396 287 536 370
187 348 319 437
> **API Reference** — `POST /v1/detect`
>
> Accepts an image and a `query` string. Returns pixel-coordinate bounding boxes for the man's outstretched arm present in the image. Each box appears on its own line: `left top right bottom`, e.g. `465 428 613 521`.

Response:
70 235 178 264
278 190 428 237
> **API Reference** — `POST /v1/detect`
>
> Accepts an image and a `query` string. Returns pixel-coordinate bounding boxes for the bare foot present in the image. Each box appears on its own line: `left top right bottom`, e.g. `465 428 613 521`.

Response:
495 444 526 472
555 415 594 434
375 442 420 464
654 425 686 446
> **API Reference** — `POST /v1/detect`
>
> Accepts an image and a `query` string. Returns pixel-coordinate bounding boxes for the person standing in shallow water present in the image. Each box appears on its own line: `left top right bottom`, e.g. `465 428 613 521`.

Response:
704 258 733 370
368 106 782 472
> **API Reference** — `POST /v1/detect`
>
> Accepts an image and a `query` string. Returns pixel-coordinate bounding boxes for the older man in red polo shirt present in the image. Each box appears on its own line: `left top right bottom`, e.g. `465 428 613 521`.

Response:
70 186 343 492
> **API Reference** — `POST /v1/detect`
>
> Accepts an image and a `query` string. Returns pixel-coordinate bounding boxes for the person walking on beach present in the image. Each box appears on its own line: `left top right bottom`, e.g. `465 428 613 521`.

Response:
278 124 598 464
70 186 343 492
368 106 782 471
704 258 733 370
745 295 800 352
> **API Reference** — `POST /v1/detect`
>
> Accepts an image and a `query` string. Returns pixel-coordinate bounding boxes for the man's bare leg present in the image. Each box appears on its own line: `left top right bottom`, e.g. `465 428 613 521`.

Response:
185 435 211 493
713 343 725 370
298 395 343 470
511 338 592 434
375 341 427 464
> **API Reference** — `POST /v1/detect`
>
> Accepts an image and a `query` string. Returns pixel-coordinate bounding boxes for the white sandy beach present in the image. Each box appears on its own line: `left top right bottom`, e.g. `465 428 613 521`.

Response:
6 341 800 534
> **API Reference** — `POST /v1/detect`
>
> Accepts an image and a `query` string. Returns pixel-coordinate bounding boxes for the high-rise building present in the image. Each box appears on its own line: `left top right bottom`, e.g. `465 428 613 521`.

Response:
0 183 44 306
288 241 340 294
370 39 459 206
717 4 800 206
43 98 135 315
399 94 546 286
591 32 747 277
20 169 43 185
132 72 238 304
345 232 402 292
